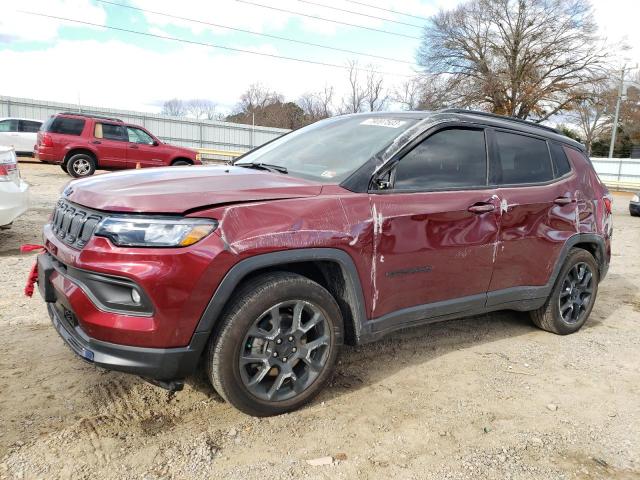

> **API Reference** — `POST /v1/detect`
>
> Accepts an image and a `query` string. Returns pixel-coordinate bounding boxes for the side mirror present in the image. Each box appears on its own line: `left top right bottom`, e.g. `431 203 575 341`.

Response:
152 140 160 146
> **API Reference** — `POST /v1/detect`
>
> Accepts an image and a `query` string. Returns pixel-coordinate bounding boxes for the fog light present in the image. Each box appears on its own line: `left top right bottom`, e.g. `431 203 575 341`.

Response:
131 289 141 304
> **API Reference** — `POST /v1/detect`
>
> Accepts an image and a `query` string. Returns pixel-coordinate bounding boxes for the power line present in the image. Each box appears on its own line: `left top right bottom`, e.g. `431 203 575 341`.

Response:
235 0 421 40
343 0 431 23
296 0 423 29
96 0 417 66
19 11 414 78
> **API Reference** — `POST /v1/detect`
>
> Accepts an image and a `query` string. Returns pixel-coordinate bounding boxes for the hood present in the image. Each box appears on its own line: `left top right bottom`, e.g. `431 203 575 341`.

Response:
64 165 323 213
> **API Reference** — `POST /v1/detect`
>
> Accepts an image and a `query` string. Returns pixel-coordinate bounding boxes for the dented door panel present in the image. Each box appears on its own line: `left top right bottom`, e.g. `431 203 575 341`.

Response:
370 190 499 318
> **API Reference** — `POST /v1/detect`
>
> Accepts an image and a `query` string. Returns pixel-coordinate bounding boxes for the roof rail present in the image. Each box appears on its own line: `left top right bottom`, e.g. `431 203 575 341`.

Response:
440 109 560 135
59 112 124 123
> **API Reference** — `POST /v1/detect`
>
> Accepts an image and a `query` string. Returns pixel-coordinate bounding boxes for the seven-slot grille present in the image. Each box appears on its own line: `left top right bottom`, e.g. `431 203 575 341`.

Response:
50 199 103 249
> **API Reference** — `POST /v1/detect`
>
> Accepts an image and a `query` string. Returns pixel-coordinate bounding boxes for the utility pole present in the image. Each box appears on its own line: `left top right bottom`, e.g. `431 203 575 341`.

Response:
251 112 255 148
608 65 625 159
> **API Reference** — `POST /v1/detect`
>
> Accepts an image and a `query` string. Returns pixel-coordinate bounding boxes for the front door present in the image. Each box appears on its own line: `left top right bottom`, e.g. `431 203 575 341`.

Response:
126 127 164 168
369 126 499 323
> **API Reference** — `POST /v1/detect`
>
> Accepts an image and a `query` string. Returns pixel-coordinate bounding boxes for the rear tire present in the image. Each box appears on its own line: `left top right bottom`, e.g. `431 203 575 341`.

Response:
66 154 96 178
206 272 343 416
530 248 599 335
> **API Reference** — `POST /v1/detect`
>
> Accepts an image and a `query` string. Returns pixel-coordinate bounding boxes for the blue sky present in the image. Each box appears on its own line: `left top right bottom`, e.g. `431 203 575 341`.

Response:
1 0 638 115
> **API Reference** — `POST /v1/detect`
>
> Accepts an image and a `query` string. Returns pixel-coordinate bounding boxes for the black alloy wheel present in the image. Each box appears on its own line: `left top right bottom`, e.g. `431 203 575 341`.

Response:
239 300 331 402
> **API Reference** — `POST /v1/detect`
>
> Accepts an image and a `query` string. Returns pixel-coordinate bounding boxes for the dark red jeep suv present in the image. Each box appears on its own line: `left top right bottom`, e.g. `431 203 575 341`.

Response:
35 112 201 177
35 110 612 416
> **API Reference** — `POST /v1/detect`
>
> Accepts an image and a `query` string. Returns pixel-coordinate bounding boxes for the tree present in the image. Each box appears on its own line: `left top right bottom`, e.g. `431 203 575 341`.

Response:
186 99 221 120
161 98 186 116
227 84 307 129
237 83 283 113
364 66 387 112
298 85 334 122
566 85 615 154
393 78 423 110
393 75 451 111
340 60 366 114
417 0 608 121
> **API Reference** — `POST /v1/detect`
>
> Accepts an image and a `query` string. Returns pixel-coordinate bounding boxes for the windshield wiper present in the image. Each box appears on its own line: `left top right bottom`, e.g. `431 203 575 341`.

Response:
236 162 288 174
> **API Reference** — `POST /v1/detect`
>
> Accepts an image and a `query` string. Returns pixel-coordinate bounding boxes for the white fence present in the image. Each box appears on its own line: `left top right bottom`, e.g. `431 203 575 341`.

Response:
0 96 288 159
590 157 640 191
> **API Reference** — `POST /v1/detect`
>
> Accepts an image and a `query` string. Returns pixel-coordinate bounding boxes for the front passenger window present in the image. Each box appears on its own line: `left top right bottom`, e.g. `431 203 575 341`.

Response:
394 128 487 190
127 127 154 145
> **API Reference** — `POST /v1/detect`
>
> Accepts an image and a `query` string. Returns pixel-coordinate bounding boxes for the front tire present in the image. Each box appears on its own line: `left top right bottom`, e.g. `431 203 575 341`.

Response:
60 162 68 173
206 272 343 416
530 248 599 335
66 154 96 178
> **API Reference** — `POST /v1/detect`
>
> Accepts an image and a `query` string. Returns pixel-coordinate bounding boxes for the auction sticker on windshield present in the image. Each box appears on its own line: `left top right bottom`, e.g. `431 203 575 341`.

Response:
360 118 407 128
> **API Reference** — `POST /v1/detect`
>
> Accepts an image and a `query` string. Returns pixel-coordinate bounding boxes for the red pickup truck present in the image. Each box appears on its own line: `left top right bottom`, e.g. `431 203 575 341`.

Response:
35 112 201 177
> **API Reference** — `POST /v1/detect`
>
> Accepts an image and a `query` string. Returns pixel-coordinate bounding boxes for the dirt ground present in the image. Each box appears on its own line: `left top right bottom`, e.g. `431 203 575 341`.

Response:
0 162 639 480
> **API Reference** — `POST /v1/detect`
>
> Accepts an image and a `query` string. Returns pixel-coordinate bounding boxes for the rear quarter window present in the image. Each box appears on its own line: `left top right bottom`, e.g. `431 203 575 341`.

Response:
45 117 86 136
549 142 572 177
494 130 553 184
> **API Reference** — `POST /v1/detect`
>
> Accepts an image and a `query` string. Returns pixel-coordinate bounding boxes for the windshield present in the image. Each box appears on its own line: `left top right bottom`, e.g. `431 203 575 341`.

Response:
235 115 419 183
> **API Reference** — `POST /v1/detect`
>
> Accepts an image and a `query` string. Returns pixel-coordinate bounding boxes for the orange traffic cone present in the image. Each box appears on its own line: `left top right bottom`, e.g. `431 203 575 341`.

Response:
136 162 141 169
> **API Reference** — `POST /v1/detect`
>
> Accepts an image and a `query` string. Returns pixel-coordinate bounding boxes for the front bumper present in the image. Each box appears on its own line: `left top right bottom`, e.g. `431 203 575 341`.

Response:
46 289 209 381
0 179 29 227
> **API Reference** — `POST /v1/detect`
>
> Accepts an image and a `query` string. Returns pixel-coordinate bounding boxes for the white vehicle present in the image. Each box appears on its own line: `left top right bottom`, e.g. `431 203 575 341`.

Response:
0 117 43 156
0 146 29 229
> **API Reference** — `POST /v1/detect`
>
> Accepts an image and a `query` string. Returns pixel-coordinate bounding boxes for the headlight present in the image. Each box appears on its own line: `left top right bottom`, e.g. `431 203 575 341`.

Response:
632 194 639 203
95 217 217 247
195 153 202 162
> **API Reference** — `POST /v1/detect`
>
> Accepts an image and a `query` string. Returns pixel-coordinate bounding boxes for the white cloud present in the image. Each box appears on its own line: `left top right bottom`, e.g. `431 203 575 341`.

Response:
1 0 106 43
133 0 438 37
0 38 412 114
591 0 640 69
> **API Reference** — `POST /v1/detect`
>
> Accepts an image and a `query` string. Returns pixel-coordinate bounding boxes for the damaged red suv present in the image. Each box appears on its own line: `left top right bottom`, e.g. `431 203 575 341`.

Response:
35 110 612 416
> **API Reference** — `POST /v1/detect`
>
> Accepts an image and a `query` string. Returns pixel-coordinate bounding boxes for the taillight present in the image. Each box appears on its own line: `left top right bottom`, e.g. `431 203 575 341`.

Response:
41 133 54 147
0 161 18 182
603 195 613 215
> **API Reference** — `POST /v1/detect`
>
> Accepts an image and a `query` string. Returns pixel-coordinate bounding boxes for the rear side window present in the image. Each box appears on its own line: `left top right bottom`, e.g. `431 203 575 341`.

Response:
394 128 487 190
46 117 85 136
494 131 553 184
0 119 18 132
97 123 127 141
19 120 42 133
549 142 572 177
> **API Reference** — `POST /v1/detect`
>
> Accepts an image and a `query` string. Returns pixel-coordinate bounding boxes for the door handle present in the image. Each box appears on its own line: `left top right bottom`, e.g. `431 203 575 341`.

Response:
468 203 495 213
554 196 574 205
130 145 139 149
91 140 101 145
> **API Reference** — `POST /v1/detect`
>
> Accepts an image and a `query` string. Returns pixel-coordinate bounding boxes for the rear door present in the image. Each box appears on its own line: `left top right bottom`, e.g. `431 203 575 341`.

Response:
94 122 128 168
126 126 164 168
17 120 42 153
370 126 499 321
487 129 578 298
